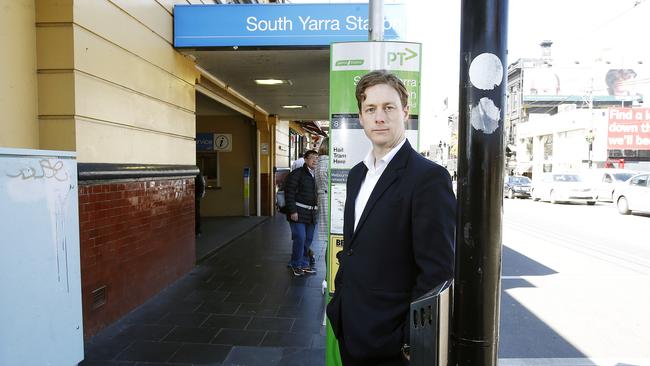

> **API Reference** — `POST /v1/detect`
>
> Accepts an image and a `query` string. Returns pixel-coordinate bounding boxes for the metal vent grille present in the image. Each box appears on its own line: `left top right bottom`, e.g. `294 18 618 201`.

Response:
91 286 107 310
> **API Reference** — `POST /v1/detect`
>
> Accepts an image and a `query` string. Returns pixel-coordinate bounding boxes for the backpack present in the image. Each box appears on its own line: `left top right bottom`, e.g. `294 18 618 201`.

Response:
276 170 294 214
276 189 288 213
276 168 307 214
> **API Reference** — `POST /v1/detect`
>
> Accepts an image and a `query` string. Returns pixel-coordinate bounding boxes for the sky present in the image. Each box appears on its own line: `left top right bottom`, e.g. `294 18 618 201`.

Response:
292 0 650 150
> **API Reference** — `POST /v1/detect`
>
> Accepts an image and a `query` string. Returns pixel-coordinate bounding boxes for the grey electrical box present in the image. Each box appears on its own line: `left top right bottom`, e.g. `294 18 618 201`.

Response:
409 280 452 366
0 148 83 366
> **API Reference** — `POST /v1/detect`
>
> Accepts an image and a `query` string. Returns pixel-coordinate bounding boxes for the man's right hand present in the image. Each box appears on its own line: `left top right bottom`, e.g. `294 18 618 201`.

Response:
290 213 298 221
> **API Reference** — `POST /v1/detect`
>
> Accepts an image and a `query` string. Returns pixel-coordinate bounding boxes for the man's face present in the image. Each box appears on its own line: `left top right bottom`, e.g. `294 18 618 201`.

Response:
359 83 408 149
305 154 318 169
615 72 636 96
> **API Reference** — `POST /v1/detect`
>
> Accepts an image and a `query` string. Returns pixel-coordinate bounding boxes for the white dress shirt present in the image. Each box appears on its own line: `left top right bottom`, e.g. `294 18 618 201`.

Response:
354 138 407 231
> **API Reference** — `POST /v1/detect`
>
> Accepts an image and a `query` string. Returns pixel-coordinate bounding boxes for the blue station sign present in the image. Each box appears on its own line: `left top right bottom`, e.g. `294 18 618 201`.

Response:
174 3 406 48
196 133 214 152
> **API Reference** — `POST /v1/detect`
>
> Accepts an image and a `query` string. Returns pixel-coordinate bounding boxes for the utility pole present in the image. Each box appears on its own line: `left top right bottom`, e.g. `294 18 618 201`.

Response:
586 130 595 169
585 73 594 169
451 0 508 365
369 0 384 41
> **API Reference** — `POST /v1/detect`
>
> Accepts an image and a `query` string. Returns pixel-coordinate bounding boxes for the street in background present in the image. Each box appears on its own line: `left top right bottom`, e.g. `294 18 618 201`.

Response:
500 198 650 364
531 172 596 205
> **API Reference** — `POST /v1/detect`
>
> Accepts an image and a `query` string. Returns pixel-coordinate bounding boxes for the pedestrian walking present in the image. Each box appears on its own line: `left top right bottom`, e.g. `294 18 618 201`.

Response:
195 169 206 236
284 150 319 277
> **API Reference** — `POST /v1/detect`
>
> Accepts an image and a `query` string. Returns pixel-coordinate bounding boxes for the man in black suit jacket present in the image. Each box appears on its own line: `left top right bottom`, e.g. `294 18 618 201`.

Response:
326 70 456 365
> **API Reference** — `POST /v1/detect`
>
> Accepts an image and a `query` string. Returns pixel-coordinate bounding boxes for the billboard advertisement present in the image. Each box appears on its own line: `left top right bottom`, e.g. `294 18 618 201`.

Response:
523 66 645 99
607 108 650 150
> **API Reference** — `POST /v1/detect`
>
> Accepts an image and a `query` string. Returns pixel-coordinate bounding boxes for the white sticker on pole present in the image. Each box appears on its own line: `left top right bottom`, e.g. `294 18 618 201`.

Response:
470 97 500 134
469 53 503 90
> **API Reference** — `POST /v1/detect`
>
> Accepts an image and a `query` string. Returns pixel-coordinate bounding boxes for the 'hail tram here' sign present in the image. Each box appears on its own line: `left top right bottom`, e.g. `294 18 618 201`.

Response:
173 3 406 47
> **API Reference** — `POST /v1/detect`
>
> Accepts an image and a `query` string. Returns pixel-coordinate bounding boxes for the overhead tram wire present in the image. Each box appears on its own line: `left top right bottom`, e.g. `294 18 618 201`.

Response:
550 0 648 58
592 0 646 31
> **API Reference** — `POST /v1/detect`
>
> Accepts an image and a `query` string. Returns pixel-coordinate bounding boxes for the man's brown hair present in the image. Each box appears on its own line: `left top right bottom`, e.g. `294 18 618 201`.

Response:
355 69 409 112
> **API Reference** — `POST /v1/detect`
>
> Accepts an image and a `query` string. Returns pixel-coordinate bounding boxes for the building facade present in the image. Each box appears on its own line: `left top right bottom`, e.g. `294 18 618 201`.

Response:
1 0 316 338
505 42 646 177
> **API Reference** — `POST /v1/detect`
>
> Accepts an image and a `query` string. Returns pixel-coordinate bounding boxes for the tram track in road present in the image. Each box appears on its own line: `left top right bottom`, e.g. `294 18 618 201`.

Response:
501 216 650 360
503 199 650 274
504 219 650 275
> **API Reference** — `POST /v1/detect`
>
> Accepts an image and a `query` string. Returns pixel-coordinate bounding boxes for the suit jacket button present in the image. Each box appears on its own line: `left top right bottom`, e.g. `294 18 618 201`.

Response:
347 250 353 256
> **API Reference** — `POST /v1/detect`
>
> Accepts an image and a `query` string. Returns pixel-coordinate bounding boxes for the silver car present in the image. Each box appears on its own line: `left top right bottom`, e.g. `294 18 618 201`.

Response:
614 173 650 215
532 173 596 205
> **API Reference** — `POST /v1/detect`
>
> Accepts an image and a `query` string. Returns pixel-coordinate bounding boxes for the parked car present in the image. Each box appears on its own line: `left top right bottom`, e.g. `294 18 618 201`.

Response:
504 175 532 199
613 173 650 215
531 172 596 205
587 169 638 202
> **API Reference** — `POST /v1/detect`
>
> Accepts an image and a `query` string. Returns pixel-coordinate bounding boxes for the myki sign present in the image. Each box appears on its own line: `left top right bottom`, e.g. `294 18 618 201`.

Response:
607 108 650 150
174 4 406 47
196 133 214 152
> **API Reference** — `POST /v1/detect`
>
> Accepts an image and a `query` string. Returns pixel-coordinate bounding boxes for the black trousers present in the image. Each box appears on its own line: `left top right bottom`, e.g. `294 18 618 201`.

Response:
195 199 201 234
338 339 407 366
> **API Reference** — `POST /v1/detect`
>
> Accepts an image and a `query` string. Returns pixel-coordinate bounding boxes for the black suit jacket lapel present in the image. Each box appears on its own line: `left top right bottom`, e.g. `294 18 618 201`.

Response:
345 165 366 243
349 141 412 247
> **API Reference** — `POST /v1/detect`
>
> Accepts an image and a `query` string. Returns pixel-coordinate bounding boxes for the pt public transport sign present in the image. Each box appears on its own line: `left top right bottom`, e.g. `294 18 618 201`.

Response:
173 3 406 48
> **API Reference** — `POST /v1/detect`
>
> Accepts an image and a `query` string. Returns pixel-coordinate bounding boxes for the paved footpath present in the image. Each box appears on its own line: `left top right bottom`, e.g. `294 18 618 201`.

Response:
81 215 327 366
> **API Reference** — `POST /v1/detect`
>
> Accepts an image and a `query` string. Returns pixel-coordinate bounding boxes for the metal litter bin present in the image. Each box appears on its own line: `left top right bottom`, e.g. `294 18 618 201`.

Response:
409 280 452 366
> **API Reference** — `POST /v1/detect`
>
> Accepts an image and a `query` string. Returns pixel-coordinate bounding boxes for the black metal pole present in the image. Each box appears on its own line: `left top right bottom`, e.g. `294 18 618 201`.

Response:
450 0 508 365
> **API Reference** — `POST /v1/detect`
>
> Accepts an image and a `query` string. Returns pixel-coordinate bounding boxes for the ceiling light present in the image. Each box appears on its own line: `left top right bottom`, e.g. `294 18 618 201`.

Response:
282 105 305 109
255 79 288 85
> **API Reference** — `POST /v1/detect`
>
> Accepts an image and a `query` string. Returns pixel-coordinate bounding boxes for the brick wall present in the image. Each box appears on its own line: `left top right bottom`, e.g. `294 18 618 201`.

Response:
78 177 195 338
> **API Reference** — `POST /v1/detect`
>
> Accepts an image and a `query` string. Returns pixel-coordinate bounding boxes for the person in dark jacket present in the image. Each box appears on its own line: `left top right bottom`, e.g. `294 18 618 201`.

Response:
326 70 456 365
284 150 319 277
195 169 206 236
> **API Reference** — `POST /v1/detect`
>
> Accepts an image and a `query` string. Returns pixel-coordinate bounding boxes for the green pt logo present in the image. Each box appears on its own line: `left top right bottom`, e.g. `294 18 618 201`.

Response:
387 47 417 66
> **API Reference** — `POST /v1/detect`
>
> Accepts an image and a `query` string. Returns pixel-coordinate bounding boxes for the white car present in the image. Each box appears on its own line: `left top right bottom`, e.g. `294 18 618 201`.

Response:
532 173 596 205
588 169 638 202
614 173 650 215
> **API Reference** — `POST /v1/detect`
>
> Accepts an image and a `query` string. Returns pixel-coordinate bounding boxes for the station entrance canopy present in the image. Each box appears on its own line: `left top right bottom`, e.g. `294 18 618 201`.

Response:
174 3 406 120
